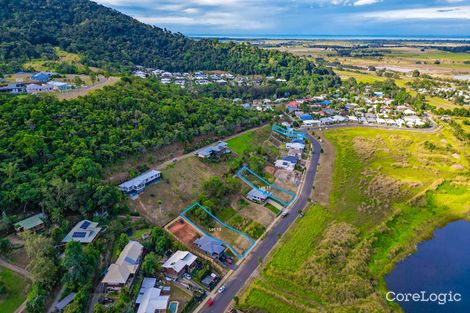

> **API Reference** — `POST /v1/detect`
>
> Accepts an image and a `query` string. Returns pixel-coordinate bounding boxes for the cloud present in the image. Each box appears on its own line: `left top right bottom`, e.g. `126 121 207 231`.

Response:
354 0 380 6
361 5 470 20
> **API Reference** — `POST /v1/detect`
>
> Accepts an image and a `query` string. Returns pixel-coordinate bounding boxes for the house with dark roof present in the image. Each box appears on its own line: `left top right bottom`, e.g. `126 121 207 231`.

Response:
196 141 231 159
31 72 52 82
194 236 226 259
275 156 298 171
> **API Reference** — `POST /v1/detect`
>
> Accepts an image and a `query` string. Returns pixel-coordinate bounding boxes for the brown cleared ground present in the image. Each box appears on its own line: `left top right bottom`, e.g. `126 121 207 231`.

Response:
168 218 201 247
128 156 229 226
57 76 120 100
232 197 275 228
311 131 335 206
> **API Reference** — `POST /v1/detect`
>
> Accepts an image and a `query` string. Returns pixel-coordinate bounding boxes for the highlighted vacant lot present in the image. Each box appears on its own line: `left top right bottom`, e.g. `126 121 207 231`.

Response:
237 166 296 208
271 124 304 140
180 203 256 259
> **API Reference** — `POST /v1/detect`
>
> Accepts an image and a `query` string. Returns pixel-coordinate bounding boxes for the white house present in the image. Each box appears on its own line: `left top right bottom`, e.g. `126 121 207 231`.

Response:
275 156 298 171
119 169 161 194
303 119 320 126
62 220 101 244
137 287 169 313
286 142 305 150
163 251 197 278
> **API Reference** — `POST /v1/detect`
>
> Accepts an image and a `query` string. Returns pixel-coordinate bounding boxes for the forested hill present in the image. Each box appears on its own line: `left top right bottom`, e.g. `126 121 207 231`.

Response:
0 0 335 81
0 77 271 217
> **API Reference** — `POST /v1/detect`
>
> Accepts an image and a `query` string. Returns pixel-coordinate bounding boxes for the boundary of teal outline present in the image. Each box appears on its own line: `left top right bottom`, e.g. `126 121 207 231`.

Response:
272 124 305 139
180 202 256 259
237 166 296 209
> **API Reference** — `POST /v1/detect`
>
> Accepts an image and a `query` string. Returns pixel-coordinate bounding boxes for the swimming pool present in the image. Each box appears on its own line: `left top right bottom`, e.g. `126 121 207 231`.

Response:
169 301 179 313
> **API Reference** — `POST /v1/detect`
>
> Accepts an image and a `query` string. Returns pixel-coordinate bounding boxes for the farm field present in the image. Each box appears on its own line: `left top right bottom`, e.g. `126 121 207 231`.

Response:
0 267 29 313
239 125 469 312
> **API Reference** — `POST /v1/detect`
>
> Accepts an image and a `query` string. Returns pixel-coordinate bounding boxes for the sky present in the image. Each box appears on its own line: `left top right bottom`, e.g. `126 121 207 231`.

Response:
95 0 470 37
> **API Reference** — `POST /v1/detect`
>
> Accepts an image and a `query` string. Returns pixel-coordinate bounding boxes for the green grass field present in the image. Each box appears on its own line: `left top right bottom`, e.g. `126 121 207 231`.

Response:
240 125 469 312
0 267 29 313
227 125 271 155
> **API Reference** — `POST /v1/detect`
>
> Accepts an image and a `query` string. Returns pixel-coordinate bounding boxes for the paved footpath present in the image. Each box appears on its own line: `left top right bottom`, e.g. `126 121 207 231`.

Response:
200 130 321 313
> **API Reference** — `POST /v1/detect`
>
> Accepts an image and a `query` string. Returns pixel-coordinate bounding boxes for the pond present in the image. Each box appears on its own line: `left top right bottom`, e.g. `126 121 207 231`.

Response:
385 220 470 313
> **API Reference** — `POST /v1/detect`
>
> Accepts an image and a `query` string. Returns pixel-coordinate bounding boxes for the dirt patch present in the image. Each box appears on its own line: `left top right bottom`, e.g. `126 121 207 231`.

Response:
128 157 228 226
234 198 275 227
168 218 201 247
312 132 335 206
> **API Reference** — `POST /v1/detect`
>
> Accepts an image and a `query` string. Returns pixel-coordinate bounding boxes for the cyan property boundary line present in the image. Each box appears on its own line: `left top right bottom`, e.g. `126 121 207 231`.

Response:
272 124 305 139
180 202 256 259
237 166 296 208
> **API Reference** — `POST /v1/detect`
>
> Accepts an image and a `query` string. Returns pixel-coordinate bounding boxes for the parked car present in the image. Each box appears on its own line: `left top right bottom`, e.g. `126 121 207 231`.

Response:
183 273 192 280
281 211 289 218
218 286 226 293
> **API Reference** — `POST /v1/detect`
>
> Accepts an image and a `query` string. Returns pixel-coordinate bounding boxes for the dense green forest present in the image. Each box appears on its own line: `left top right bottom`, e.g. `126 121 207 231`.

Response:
0 77 271 217
0 0 337 85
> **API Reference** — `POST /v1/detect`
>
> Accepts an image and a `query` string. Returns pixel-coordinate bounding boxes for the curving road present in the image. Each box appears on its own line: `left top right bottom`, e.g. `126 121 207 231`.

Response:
202 130 321 313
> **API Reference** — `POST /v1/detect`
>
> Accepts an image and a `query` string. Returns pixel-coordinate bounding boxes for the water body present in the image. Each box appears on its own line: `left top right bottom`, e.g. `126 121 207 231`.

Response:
385 220 470 313
188 34 470 41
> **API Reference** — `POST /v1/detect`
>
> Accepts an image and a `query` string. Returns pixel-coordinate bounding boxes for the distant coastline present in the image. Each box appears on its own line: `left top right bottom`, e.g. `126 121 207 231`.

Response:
188 34 470 41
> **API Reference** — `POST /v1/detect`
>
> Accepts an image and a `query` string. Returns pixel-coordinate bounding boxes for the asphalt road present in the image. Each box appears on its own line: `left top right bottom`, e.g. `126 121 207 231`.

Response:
202 131 321 313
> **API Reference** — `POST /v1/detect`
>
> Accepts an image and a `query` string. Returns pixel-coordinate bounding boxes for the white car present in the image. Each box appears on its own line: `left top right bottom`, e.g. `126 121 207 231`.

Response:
218 286 226 293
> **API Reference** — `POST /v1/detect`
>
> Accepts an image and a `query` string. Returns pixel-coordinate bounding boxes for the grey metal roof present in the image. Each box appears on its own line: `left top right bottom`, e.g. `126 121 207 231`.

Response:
14 213 46 230
119 169 160 189
55 292 76 310
194 236 225 255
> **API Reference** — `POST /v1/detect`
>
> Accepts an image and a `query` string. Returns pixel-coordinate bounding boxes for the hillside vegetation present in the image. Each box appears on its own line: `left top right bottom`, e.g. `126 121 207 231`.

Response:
0 77 270 218
0 0 337 88
240 126 469 312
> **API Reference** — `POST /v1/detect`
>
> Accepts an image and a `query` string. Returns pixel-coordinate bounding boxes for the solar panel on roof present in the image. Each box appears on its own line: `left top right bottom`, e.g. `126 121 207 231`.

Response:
72 231 87 238
80 221 91 229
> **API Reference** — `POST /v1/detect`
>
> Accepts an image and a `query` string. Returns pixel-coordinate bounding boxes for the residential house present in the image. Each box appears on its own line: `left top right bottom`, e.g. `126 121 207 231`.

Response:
288 148 302 159
286 142 305 150
196 141 231 159
26 83 54 93
14 213 47 233
102 241 144 291
275 156 298 171
31 72 52 82
137 287 169 313
246 188 271 203
62 220 101 244
163 251 197 278
48 81 72 91
119 169 161 194
0 83 26 94
54 292 76 312
194 236 226 259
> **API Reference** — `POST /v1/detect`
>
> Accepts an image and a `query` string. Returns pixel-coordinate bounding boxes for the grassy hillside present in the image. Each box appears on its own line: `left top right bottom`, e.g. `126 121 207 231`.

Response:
239 125 469 312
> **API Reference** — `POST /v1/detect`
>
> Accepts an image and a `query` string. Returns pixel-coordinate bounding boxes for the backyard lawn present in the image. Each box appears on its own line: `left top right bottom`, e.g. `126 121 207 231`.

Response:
227 125 271 155
0 267 29 313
